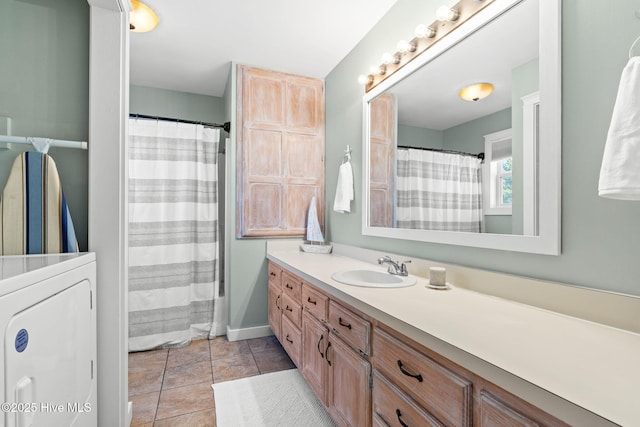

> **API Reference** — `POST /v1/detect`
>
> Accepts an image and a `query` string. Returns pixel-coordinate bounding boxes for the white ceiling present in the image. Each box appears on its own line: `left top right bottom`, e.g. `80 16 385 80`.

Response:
129 0 398 97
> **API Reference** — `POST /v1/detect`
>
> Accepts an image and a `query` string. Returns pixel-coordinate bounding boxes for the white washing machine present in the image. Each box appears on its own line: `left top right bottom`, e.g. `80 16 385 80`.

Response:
0 253 97 427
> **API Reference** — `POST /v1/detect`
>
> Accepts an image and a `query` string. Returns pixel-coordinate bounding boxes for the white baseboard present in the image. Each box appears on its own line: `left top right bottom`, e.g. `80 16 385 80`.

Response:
226 325 273 342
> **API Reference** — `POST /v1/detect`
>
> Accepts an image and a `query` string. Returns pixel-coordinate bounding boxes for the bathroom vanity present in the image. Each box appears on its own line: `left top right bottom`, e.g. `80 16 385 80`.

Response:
267 242 639 427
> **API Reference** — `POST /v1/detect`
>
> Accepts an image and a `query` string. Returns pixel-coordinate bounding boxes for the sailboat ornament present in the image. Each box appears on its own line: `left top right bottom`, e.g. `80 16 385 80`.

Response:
300 196 333 254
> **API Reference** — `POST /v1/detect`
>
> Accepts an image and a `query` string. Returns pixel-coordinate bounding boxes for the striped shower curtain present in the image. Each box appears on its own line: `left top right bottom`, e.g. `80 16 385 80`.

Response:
396 148 483 232
128 119 225 351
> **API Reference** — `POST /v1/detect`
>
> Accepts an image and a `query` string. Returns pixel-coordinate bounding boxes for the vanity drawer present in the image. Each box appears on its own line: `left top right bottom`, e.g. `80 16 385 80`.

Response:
281 315 302 367
282 270 303 301
373 328 472 427
282 293 302 329
302 284 328 322
268 262 282 287
373 370 444 427
328 301 371 356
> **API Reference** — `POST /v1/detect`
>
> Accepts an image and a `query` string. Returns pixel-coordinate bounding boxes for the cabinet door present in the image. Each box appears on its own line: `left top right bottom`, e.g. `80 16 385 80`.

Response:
369 93 395 227
327 332 371 427
268 280 282 340
301 311 329 405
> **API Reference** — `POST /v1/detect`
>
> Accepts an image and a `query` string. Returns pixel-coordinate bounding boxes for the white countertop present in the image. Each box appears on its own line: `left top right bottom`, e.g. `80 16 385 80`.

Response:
267 246 639 426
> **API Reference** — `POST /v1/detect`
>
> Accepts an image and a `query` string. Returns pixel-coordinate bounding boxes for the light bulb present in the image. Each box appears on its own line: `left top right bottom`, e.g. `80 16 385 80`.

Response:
415 24 436 39
397 40 416 53
381 52 395 65
436 6 459 22
358 75 373 85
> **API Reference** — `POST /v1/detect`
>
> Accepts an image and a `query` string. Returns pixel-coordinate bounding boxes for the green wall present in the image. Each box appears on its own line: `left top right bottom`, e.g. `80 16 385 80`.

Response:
130 85 225 124
0 0 89 251
325 0 640 297
224 63 273 331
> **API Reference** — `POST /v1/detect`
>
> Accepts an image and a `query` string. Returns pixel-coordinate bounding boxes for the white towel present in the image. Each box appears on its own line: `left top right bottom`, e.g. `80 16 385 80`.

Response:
333 161 353 213
598 57 640 200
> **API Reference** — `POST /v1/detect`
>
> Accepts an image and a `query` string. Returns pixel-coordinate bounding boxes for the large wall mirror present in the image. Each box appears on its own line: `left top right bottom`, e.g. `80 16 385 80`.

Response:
362 0 561 255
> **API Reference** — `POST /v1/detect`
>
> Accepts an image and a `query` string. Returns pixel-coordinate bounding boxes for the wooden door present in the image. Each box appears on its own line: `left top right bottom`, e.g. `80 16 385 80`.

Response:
237 65 325 237
369 93 396 227
301 312 329 405
268 281 282 340
327 332 372 427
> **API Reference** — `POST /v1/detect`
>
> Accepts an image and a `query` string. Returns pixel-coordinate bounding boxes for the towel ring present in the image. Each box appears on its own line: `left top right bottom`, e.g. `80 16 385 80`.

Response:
628 34 640 59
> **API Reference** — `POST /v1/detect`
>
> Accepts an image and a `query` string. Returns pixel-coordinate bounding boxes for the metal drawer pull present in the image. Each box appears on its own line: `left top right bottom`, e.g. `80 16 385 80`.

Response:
286 283 293 290
275 295 281 310
307 296 317 305
397 360 423 382
285 334 293 344
285 305 293 312
326 341 333 366
338 317 352 330
317 334 325 358
396 409 409 427
270 271 276 277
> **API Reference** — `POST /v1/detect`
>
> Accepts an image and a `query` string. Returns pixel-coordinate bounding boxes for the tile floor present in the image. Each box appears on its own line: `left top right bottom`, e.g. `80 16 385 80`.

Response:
128 335 295 426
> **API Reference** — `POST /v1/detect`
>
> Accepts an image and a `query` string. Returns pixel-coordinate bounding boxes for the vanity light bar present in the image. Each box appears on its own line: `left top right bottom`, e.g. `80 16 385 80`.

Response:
361 0 495 93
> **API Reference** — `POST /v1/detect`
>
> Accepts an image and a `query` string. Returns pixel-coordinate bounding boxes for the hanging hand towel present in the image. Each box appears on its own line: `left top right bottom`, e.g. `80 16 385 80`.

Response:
333 161 354 213
0 152 79 255
598 57 640 199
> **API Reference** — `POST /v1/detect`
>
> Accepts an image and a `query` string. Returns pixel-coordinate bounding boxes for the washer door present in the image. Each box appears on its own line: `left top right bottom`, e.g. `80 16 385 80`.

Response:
4 280 93 427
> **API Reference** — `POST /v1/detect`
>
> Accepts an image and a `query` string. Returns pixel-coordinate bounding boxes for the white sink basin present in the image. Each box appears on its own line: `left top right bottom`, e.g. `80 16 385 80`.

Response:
331 269 417 288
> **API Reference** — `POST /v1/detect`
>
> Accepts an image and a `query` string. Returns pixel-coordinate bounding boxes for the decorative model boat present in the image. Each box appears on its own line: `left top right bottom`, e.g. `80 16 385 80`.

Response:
300 196 333 254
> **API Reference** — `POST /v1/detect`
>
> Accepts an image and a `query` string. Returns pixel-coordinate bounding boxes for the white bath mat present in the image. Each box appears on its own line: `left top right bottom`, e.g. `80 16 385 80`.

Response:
212 369 335 427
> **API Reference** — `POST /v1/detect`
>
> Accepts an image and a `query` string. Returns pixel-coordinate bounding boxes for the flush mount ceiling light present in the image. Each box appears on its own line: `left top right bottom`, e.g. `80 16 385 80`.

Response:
459 83 494 101
130 0 158 33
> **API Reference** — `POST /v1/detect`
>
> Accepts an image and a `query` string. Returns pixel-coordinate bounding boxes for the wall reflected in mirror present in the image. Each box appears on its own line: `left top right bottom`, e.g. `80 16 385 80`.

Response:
368 0 539 236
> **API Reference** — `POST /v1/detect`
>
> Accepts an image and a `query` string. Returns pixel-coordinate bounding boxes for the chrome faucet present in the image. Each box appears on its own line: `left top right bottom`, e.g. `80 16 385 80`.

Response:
377 255 411 276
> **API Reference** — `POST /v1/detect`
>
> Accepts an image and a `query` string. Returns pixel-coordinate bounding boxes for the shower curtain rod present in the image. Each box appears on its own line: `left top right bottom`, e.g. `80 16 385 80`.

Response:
398 145 484 160
130 113 231 133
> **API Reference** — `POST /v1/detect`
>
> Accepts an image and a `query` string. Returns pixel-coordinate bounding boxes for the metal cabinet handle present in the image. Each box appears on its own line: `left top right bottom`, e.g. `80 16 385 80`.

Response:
285 283 293 290
338 317 352 330
270 271 277 277
307 296 317 305
326 341 333 366
397 360 423 382
275 295 281 310
285 334 293 344
396 409 409 427
285 305 293 312
317 334 324 358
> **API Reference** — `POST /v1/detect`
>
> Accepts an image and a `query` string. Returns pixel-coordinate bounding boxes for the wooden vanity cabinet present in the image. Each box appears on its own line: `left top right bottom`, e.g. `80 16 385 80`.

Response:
327 331 372 427
301 283 373 427
373 328 472 426
267 263 282 340
268 261 568 427
474 377 570 427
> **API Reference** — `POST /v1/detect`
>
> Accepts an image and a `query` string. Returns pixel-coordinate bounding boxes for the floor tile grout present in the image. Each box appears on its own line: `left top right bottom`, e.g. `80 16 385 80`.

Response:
129 335 292 426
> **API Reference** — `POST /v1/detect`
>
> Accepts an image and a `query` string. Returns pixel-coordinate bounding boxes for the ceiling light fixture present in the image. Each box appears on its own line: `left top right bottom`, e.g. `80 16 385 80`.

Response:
130 0 159 33
459 83 494 101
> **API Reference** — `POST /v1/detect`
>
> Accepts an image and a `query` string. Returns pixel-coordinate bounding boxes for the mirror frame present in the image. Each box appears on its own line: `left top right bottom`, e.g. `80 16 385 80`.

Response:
362 0 561 255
